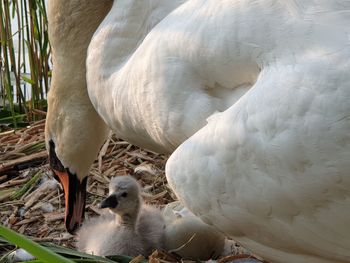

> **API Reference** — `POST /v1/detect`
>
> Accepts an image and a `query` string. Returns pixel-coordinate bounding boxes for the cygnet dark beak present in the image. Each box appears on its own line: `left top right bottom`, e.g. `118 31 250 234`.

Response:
100 194 118 209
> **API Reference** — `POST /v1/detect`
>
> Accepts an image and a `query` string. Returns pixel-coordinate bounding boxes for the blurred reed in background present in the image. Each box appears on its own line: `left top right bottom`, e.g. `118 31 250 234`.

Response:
0 0 50 128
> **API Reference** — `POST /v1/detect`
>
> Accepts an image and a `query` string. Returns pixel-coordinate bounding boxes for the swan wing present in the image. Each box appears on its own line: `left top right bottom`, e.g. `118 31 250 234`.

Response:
166 60 350 262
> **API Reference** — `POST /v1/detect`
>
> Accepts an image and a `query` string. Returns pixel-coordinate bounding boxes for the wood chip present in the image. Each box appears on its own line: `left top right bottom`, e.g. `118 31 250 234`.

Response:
15 215 42 226
143 190 168 201
129 255 145 263
44 212 65 222
0 151 47 175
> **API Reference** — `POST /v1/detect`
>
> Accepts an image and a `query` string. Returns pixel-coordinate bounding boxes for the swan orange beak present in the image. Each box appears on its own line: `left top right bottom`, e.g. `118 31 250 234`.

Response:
53 169 87 234
49 140 87 234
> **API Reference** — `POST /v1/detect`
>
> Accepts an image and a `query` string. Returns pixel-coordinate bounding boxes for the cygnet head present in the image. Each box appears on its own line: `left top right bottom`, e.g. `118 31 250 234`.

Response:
100 176 142 218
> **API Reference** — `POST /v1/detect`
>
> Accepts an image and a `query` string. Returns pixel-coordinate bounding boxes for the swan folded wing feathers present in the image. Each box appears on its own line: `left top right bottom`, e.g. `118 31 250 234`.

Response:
166 58 350 262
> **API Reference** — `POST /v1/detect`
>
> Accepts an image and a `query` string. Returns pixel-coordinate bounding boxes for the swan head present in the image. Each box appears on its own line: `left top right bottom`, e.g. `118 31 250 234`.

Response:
45 0 112 234
100 176 142 217
45 57 110 234
45 77 109 235
45 86 109 234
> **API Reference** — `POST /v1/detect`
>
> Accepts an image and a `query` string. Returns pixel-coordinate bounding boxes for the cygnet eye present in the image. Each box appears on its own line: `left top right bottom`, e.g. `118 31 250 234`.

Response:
121 192 128 197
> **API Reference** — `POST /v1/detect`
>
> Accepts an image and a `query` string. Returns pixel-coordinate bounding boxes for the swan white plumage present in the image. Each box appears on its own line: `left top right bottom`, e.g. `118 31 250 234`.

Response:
46 0 350 262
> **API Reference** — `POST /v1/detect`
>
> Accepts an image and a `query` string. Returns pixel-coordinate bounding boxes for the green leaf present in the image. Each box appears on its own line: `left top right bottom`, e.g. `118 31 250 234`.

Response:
0 225 74 263
39 242 120 263
0 235 142 263
21 75 36 85
11 0 16 18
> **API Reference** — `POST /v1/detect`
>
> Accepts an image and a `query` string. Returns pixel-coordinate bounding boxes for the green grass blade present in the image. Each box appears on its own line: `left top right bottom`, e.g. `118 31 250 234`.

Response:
0 225 74 263
22 74 36 85
0 113 26 123
40 242 121 263
0 234 141 263
0 0 17 128
11 170 42 200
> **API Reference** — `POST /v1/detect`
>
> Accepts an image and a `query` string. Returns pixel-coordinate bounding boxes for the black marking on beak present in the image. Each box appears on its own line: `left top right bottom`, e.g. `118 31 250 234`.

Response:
100 194 118 209
49 140 65 173
66 175 87 234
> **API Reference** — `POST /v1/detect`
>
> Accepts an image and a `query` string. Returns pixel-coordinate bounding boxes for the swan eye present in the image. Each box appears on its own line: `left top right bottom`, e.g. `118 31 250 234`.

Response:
121 192 128 197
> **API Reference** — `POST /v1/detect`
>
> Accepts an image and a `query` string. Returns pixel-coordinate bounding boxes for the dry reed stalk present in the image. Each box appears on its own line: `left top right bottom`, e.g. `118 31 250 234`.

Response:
0 0 50 125
0 177 29 189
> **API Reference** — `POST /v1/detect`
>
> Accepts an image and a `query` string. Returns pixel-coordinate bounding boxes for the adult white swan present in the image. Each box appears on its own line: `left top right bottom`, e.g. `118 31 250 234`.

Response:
46 0 350 262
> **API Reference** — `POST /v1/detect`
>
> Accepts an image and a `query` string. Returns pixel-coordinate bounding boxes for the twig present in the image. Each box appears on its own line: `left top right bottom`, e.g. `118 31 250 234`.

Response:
0 177 29 190
15 215 42 226
0 151 47 175
168 234 196 254
218 254 265 263
44 212 65 222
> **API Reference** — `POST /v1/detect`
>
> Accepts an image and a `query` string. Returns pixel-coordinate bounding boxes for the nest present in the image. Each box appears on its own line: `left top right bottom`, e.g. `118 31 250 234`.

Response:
0 120 263 262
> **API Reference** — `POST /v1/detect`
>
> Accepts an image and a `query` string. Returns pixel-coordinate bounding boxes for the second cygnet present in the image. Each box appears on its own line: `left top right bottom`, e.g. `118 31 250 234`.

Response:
163 201 225 260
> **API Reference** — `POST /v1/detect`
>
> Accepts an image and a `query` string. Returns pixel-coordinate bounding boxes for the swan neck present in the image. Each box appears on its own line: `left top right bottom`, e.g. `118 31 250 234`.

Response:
46 0 111 179
91 0 151 71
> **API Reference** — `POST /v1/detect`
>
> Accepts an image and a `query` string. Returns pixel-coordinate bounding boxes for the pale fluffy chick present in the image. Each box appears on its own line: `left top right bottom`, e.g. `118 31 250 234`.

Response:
76 176 165 257
163 201 225 260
